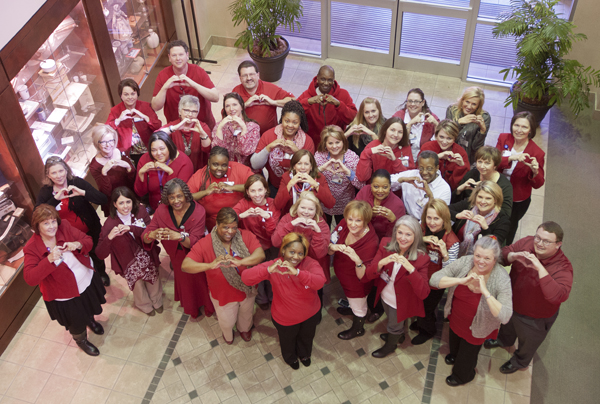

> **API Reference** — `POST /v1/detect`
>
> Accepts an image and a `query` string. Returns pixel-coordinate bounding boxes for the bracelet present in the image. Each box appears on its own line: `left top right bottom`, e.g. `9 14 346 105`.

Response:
169 125 174 132
355 262 364 268
485 293 492 300
200 136 209 140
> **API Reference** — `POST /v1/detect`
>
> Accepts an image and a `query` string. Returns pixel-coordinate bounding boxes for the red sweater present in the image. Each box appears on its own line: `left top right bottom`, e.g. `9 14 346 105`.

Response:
424 230 460 289
274 173 335 216
134 152 194 211
495 133 545 201
271 214 330 261
106 100 162 154
88 154 136 216
232 81 295 134
331 221 379 298
392 109 440 148
164 119 212 171
355 186 406 240
420 141 469 190
186 230 262 306
241 257 326 325
356 140 413 183
502 236 572 318
233 198 280 250
298 77 357 145
364 238 431 322
23 221 94 301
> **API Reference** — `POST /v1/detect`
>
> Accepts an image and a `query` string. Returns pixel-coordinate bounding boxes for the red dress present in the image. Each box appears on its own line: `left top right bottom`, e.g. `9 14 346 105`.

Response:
106 100 162 155
233 198 280 250
420 141 470 190
164 119 212 171
355 186 406 240
274 173 335 216
142 202 213 318
356 140 414 184
88 154 136 216
449 285 498 345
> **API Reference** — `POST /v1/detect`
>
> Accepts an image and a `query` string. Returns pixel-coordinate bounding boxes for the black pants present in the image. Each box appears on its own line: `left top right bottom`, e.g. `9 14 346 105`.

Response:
324 213 344 228
497 310 559 369
89 234 107 276
366 286 384 315
273 310 322 365
268 182 279 202
506 197 531 245
449 327 482 384
416 288 446 336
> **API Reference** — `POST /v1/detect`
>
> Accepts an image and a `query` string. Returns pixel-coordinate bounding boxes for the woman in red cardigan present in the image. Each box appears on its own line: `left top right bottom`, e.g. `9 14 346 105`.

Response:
329 201 379 340
142 179 214 319
274 149 335 216
392 88 440 162
233 175 281 310
24 205 106 356
96 187 162 316
182 208 265 344
106 78 162 167
495 111 545 244
356 117 414 186
242 232 326 369
361 215 430 358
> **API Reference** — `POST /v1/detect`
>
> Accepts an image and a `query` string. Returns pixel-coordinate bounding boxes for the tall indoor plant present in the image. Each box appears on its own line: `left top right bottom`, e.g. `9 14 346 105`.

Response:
492 0 600 122
229 0 303 82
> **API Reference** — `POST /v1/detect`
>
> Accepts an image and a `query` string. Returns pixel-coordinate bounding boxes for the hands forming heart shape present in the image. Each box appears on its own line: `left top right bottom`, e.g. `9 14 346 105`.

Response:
54 185 85 200
269 259 298 276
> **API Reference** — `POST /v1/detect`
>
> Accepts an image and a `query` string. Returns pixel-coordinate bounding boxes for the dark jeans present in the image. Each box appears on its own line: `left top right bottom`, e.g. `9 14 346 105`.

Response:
449 327 482 384
506 197 532 245
273 310 322 365
415 288 446 336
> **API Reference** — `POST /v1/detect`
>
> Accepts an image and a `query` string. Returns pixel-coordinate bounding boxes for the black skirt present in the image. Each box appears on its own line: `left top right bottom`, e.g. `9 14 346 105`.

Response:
44 271 107 331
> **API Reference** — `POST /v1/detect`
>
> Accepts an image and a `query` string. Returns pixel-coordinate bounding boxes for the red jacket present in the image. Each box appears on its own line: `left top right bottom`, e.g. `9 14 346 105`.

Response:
241 257 326 325
233 198 281 250
271 214 330 261
164 119 212 171
355 186 406 240
364 238 431 322
420 141 469 190
495 133 545 201
392 109 440 148
106 101 162 155
23 221 94 301
88 154 136 216
274 173 335 216
356 140 413 183
298 77 357 145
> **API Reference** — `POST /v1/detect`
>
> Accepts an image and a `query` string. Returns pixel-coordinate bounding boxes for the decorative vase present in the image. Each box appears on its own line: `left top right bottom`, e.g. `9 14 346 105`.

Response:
146 29 159 49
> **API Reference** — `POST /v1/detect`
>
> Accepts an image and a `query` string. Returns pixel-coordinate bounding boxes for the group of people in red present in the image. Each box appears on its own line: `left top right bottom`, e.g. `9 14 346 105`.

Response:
22 39 573 388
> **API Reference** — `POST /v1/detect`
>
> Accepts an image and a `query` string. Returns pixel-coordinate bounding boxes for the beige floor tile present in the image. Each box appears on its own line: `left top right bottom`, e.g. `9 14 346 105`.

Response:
342 64 369 81
18 308 50 338
105 390 143 404
128 333 170 367
199 389 222 404
0 361 20 395
99 325 139 360
165 379 188 400
35 373 79 404
5 366 50 403
1 397 30 404
504 391 531 404
111 304 150 333
83 355 126 389
141 309 180 339
399 393 420 404
360 81 387 99
39 320 72 345
112 362 155 397
1 333 38 365
23 338 66 372
505 365 532 396
53 346 95 381
473 356 507 391
467 383 506 404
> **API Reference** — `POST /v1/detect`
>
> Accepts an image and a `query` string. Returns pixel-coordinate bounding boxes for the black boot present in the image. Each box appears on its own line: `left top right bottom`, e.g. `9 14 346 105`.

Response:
372 333 402 358
72 330 100 356
338 315 366 340
88 318 104 335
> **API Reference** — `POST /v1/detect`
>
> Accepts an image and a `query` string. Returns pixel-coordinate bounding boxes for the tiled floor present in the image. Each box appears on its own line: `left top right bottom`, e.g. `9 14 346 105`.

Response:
0 46 547 404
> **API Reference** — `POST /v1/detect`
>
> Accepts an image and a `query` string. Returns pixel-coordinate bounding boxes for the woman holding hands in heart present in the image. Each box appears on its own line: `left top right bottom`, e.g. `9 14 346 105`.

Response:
495 111 545 244
37 156 110 286
97 187 162 316
274 149 335 216
242 232 326 370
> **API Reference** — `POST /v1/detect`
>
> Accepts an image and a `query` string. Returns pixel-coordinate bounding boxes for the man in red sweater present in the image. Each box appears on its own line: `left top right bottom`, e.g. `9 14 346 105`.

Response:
484 221 573 374
232 61 295 134
298 65 357 146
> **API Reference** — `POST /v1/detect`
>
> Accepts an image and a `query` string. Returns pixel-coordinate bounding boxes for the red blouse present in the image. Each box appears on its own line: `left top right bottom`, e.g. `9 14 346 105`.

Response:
274 173 335 216
164 118 212 172
271 213 330 261
449 285 498 345
233 198 280 250
356 140 413 183
88 154 136 215
355 186 406 240
420 141 470 190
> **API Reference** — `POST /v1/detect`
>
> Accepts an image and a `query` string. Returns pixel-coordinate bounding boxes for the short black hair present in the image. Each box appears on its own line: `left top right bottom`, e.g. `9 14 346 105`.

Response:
167 40 189 55
418 150 439 167
148 131 178 161
280 100 309 133
237 60 259 75
118 78 140 97
372 168 391 183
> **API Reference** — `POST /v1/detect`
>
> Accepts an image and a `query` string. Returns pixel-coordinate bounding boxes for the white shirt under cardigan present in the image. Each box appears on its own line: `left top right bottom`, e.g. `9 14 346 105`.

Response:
390 169 452 220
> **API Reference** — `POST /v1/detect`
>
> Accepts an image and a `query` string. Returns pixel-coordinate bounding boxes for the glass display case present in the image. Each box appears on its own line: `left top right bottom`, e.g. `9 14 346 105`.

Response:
103 0 168 85
9 1 112 178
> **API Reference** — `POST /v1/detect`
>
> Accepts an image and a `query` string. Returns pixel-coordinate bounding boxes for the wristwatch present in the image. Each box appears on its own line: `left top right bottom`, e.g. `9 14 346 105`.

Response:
179 232 189 242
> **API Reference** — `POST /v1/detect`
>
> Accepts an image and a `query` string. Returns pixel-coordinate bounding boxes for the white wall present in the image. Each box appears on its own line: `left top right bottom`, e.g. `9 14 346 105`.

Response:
569 0 600 93
0 0 47 50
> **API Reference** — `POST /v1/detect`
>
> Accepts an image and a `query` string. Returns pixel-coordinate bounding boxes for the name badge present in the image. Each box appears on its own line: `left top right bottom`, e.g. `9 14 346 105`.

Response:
502 150 511 157
428 250 439 264
133 117 144 122
380 271 391 284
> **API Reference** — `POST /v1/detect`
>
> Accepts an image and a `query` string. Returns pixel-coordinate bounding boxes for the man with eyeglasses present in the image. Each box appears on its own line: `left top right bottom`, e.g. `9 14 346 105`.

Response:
389 150 451 219
232 61 295 135
484 221 573 374
152 40 219 130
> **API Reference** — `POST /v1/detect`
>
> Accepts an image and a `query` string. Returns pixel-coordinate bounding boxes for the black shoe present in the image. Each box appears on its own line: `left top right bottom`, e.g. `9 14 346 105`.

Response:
289 360 300 370
100 273 110 287
445 375 462 387
372 333 402 358
88 319 104 335
366 312 382 323
379 333 406 344
409 321 419 332
484 339 501 349
72 331 100 356
336 306 353 316
300 357 311 367
499 360 520 374
338 315 366 340
411 332 434 346
445 354 456 365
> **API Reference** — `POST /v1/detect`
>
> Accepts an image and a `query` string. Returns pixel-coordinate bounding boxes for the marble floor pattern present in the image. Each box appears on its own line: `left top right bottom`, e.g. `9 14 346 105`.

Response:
0 46 547 404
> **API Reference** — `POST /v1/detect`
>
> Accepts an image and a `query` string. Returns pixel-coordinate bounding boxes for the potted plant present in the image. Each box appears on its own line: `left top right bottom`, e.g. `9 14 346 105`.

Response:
229 0 303 82
492 0 600 122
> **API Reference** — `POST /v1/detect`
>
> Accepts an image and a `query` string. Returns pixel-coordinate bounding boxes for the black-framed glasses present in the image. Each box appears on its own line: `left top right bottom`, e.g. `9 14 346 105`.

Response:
98 139 116 146
533 235 557 246
406 100 423 105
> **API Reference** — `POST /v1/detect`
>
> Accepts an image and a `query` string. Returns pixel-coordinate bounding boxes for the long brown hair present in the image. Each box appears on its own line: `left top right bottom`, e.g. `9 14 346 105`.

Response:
378 117 409 148
290 150 320 179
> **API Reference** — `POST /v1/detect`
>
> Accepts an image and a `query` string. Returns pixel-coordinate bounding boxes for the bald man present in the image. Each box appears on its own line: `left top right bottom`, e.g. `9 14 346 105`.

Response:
298 65 357 145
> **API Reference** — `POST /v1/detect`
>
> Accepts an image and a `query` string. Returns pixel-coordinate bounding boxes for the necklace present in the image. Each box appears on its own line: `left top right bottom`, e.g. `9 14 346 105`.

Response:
181 132 193 156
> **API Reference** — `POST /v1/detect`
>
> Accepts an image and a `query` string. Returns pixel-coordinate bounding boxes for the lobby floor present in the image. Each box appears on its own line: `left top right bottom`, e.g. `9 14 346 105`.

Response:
0 46 547 404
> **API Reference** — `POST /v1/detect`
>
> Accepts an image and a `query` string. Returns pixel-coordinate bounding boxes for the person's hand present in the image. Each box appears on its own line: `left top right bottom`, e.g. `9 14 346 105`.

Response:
154 162 174 175
112 159 131 170
139 161 156 175
177 74 195 88
333 160 351 176
323 94 340 107
218 182 235 193
423 235 438 245
303 218 320 233
469 272 487 295
288 172 305 189
47 246 63 263
457 178 479 193
448 152 465 167
54 188 70 200
470 214 489 229
255 94 275 106
130 108 149 122
268 259 283 273
318 159 336 173
299 173 319 188
380 146 396 161
458 114 478 125
344 125 361 138
455 210 474 220
174 118 193 131
373 206 396 223
108 224 131 240
283 140 299 153
438 151 453 160
308 95 323 105
291 216 307 227
328 243 344 254
338 245 360 264
509 152 531 163
476 115 487 132
67 185 86 197
512 251 542 271
117 109 133 124
61 241 83 251
211 255 231 269
266 139 285 153
239 208 257 219
424 113 438 125
256 209 271 220
523 156 540 176
278 260 299 276
166 75 186 89
409 112 424 126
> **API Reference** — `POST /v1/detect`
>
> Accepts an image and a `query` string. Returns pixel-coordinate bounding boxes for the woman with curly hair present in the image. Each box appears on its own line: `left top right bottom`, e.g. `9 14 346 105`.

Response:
142 179 214 319
251 100 315 195
345 97 386 157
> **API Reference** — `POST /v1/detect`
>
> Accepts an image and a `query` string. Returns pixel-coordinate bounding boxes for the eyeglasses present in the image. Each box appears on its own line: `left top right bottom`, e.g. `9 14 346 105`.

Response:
418 166 436 173
533 235 557 247
181 108 199 115
98 139 116 146
406 100 423 105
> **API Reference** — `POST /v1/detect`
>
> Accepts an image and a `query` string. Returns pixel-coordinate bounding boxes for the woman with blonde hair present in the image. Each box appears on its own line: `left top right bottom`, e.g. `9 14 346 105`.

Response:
314 125 364 225
445 87 491 166
345 97 386 156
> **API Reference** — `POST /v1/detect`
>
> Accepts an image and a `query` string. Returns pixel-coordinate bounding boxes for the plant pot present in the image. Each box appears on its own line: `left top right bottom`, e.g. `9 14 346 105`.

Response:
510 82 554 124
248 38 290 83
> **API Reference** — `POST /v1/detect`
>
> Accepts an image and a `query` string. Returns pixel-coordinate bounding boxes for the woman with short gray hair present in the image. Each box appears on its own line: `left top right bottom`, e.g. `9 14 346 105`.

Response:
430 236 512 387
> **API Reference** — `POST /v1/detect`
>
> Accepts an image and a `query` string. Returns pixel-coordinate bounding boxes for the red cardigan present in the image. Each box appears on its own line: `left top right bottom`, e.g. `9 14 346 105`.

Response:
495 133 545 201
274 173 335 216
331 221 379 298
106 100 162 154
271 213 330 260
420 141 469 190
23 221 94 301
164 118 212 171
355 186 406 240
241 257 326 325
233 198 281 250
424 230 460 289
392 109 440 148
88 154 136 216
356 140 413 183
364 238 431 322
